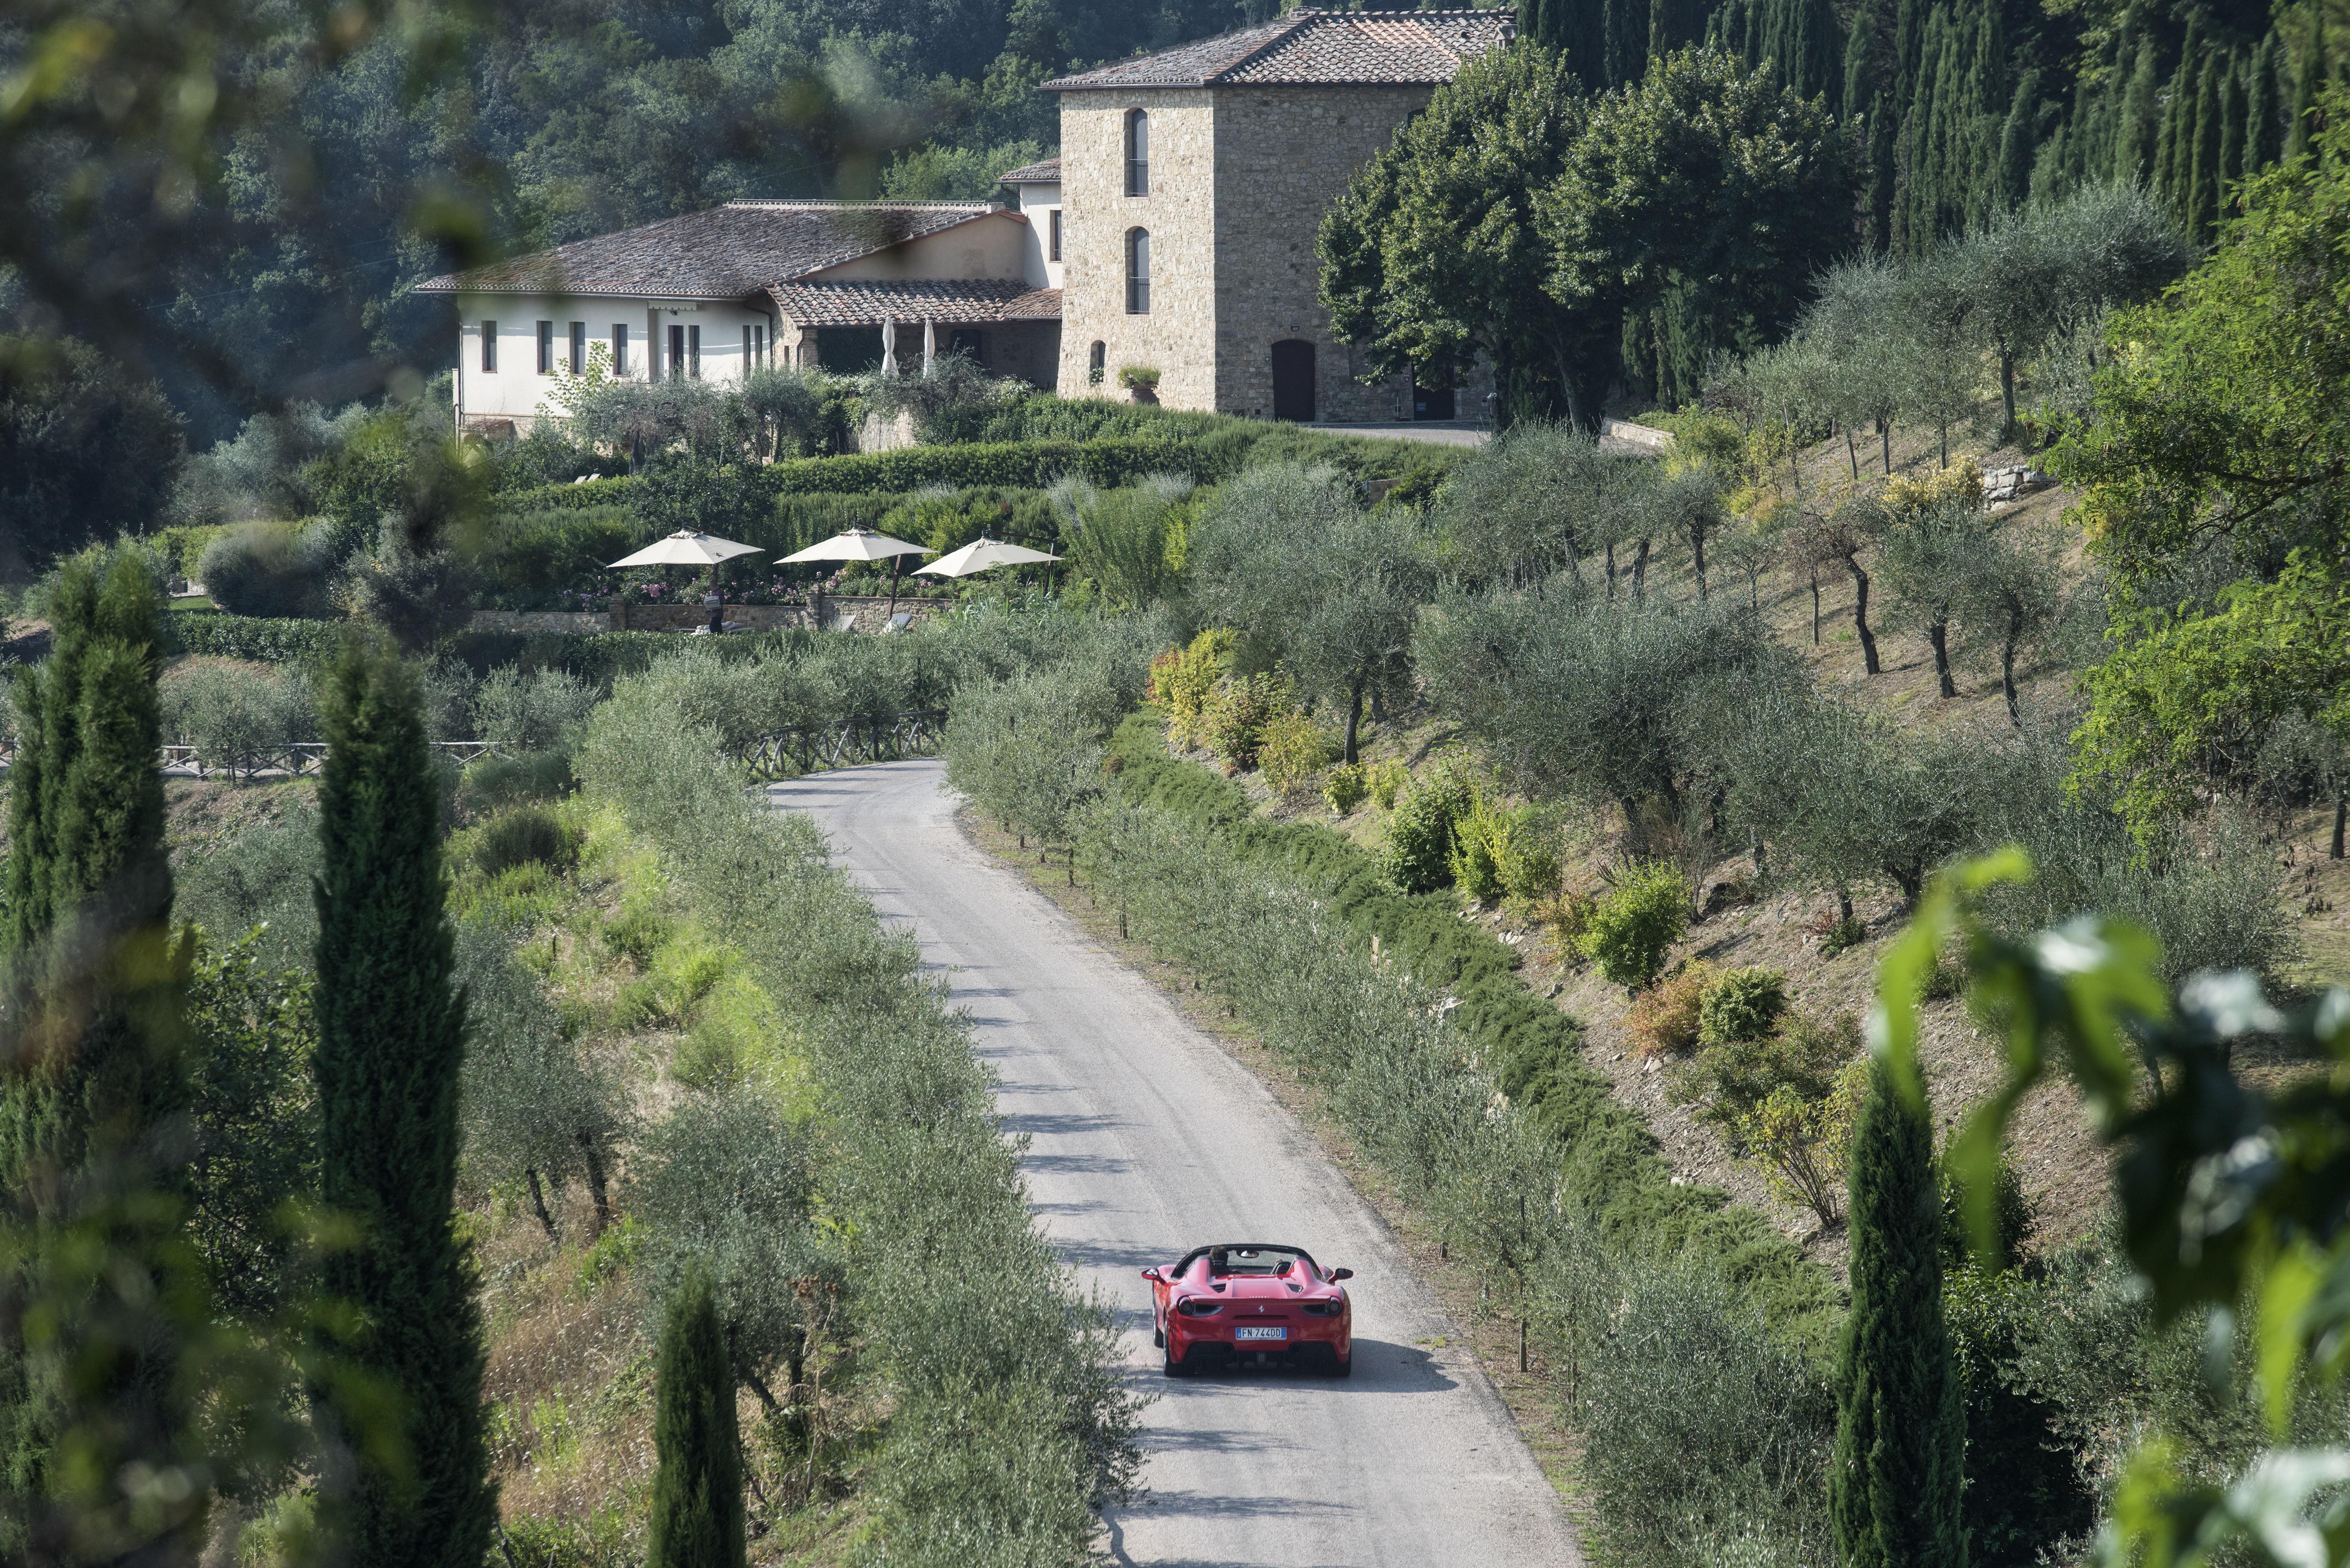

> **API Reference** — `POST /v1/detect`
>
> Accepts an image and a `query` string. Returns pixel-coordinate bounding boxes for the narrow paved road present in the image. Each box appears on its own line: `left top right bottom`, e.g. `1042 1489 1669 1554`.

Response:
769 760 1581 1568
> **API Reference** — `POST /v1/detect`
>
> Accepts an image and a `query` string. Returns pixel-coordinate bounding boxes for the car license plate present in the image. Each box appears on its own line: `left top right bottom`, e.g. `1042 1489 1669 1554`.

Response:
1235 1326 1286 1342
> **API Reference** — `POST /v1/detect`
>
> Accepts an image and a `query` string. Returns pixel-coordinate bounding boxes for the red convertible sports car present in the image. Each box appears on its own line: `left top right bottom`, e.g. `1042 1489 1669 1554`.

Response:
1142 1243 1354 1378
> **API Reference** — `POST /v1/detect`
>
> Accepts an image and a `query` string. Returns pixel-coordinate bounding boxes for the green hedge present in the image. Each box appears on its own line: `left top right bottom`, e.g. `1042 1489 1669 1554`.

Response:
167 613 349 665
1103 713 1841 1343
763 436 1207 496
493 476 638 513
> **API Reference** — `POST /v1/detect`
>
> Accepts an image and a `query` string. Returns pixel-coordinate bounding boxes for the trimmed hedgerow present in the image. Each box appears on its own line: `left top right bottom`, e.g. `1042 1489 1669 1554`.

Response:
1097 713 1839 1342
581 687 1144 1560
168 612 348 665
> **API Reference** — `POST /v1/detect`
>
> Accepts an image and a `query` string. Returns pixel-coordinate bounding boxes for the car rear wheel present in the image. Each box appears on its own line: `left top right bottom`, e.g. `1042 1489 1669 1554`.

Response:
1329 1351 1352 1379
1163 1342 1189 1377
1153 1324 1164 1349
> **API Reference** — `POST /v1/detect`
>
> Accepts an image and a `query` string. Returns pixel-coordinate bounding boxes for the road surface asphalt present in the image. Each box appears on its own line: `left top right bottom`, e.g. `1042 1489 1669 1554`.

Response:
768 759 1582 1568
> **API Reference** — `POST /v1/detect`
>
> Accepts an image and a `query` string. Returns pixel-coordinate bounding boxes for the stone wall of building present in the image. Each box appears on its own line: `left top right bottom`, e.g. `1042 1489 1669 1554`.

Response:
1209 85 1432 423
1055 88 1220 409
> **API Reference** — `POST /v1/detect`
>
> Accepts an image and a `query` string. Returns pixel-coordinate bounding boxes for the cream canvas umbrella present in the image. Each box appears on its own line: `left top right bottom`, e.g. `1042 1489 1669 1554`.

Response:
922 317 936 376
879 318 899 378
914 536 1058 578
780 527 932 616
607 530 766 632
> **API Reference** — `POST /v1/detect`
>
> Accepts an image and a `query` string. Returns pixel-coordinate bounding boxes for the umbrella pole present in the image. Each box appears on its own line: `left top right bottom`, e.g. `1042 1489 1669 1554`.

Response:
888 556 900 618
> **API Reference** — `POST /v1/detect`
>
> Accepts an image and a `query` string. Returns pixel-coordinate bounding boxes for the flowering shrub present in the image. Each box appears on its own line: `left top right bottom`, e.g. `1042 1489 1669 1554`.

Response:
1150 629 1234 750
1203 671 1291 774
1256 708 1331 794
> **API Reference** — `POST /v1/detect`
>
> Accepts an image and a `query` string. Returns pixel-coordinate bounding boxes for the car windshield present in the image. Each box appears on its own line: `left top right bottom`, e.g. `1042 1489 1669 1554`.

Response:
1208 1246 1307 1277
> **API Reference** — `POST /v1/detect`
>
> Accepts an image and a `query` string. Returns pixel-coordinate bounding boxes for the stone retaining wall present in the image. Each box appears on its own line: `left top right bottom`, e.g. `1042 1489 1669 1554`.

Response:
467 596 948 637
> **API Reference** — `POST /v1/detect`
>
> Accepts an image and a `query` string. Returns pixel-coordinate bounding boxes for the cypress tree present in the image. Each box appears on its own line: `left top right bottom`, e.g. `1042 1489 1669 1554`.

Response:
1762 0 1841 105
648 1269 746 1568
2218 55 2248 215
2115 34 2163 182
1604 0 1646 86
1524 0 1608 90
1649 0 1709 57
1895 0 1923 98
2248 31 2286 171
1996 68 2040 208
2188 50 2224 239
1830 1056 1966 1568
1867 90 1901 252
2287 5 2325 162
312 641 494 1568
0 549 196 1559
1843 0 1896 126
1959 0 2008 223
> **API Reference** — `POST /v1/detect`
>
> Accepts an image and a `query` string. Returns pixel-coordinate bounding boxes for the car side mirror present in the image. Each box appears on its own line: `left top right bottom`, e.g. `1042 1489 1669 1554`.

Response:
1328 1268 1353 1281
1140 1268 1163 1283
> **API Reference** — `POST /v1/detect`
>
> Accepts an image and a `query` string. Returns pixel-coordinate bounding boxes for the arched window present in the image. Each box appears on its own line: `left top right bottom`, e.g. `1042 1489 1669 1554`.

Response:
1125 229 1151 315
1124 109 1150 196
1088 340 1106 384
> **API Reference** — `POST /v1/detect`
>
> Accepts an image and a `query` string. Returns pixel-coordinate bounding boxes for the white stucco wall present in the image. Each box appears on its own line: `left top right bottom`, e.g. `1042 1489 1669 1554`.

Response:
450 295 783 429
1011 181 1063 289
806 212 1029 282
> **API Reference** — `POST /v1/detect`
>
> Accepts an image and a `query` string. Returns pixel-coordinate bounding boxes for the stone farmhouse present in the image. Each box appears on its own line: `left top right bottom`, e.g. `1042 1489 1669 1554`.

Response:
423 8 1507 434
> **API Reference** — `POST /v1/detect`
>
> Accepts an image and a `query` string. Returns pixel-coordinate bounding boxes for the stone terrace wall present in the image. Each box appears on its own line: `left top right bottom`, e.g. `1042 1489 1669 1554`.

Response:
468 596 946 636
1210 84 1430 423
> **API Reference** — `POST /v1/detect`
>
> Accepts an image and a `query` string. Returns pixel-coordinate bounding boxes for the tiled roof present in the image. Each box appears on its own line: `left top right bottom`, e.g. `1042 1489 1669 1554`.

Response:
1042 8 1511 89
1000 287 1063 319
416 202 998 298
766 279 1062 327
999 157 1062 183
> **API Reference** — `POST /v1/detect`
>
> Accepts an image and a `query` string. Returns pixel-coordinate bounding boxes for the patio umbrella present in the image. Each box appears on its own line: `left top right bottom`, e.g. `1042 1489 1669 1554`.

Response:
879 318 898 378
779 527 933 616
607 530 766 631
923 317 936 377
914 536 1058 578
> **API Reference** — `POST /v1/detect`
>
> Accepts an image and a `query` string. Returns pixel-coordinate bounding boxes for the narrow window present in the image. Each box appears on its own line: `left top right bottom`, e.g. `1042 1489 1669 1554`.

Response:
1049 208 1062 261
1088 340 1105 385
536 320 554 374
758 324 767 365
1124 110 1149 196
1125 228 1150 315
689 324 701 378
481 320 497 373
569 321 586 373
668 324 685 382
612 323 628 375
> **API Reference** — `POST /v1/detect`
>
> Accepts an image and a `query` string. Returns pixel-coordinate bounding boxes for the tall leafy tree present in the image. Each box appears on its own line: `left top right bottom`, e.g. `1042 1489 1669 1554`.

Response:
1319 43 1604 427
1541 47 1851 411
1829 1054 1966 1568
648 1268 746 1568
311 640 493 1568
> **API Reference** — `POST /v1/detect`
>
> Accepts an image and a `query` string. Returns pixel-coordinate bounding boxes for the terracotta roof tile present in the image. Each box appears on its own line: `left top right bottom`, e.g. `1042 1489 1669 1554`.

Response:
999 157 1062 183
765 279 1061 327
1043 8 1510 90
416 203 999 298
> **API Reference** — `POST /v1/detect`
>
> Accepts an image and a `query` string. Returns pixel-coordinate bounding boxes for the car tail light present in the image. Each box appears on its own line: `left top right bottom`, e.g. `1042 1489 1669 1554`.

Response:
1175 1298 1224 1317
1300 1300 1341 1316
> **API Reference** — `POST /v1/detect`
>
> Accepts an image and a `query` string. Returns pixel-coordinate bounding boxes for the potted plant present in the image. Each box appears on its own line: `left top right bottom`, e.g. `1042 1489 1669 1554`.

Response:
1118 366 1162 404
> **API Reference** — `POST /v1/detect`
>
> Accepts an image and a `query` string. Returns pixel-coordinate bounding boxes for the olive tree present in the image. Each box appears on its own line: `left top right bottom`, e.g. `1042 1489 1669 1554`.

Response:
1417 586 1795 847
1188 463 1434 763
456 924 624 1240
631 1089 827 1416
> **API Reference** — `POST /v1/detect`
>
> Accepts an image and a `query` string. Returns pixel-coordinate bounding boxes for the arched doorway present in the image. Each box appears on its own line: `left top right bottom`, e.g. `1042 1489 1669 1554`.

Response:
1271 339 1315 422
